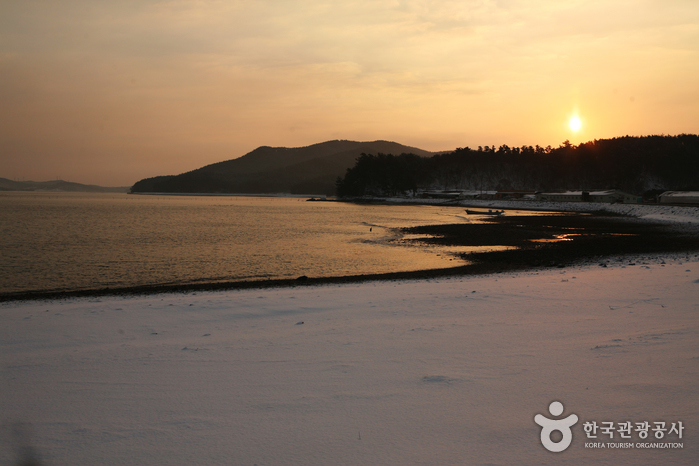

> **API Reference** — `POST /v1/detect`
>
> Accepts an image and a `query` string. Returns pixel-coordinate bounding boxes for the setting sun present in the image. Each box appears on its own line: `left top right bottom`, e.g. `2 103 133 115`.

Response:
569 115 582 132
1 1 697 187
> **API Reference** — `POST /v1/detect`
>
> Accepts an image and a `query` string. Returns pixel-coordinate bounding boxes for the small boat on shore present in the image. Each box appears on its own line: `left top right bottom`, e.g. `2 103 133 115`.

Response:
465 209 505 216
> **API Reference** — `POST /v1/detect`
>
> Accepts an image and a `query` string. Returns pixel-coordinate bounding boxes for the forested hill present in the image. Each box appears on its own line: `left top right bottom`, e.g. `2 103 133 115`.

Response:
335 135 699 197
130 140 434 196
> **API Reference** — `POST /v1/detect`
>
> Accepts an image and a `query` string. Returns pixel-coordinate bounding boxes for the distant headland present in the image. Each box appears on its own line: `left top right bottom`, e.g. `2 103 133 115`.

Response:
129 140 434 197
130 135 699 198
0 178 129 193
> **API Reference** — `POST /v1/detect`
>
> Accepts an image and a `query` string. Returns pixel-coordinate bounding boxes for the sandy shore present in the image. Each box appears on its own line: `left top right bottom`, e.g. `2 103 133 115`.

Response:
2 254 697 465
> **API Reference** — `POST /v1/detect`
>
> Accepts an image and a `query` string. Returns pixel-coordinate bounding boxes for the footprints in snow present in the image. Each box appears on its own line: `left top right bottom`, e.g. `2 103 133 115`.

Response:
422 375 455 384
591 330 686 353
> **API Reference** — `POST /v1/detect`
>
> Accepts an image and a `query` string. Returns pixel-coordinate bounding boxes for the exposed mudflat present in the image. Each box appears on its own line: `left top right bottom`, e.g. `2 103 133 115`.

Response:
401 212 699 270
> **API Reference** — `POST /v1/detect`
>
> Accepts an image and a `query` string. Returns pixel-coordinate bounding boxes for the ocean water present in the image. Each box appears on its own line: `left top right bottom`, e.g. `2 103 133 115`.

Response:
1 192 506 295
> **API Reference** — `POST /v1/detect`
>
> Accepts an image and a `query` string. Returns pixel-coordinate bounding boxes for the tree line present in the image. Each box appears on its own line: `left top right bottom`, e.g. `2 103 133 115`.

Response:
335 135 699 197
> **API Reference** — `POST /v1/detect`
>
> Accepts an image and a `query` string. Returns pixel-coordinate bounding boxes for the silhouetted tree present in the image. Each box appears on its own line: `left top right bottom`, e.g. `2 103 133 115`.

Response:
335 135 699 197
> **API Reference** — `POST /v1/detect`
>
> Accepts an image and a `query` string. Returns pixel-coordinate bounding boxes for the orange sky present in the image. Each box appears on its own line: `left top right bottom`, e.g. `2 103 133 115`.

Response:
1 0 698 186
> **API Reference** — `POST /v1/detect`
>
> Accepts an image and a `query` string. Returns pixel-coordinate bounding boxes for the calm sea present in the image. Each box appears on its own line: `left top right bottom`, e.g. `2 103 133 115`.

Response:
0 192 506 295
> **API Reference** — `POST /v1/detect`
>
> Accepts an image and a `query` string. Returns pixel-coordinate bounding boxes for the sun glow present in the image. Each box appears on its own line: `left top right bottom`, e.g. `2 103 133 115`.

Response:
569 115 582 132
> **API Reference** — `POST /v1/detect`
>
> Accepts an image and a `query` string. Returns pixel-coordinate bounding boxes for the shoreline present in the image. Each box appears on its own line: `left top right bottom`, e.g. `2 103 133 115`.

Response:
340 196 699 222
3 251 696 304
0 264 483 303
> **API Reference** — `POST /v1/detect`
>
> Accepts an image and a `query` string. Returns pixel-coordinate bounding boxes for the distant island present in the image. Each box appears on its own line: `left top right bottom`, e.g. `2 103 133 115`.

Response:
131 135 699 198
0 178 130 193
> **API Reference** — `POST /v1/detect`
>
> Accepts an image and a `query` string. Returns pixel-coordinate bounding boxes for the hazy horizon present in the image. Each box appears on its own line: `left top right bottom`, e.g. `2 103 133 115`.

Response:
2 1 698 186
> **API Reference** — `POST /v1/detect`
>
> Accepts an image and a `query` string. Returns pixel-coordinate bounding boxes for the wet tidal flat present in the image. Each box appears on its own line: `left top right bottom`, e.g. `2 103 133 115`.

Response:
401 212 699 271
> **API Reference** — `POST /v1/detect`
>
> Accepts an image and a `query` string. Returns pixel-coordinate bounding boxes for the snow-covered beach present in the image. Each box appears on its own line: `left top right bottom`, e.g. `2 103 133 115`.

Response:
2 252 698 465
2 201 699 465
381 197 699 227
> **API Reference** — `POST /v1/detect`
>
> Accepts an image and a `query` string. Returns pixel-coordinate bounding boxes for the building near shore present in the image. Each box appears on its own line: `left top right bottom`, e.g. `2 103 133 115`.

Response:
659 191 699 205
536 190 641 204
422 191 464 199
494 190 536 200
421 191 496 200
474 191 498 200
457 191 482 200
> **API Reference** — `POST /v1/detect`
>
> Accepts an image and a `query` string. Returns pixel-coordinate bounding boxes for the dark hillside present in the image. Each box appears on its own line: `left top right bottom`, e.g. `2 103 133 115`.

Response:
130 140 433 195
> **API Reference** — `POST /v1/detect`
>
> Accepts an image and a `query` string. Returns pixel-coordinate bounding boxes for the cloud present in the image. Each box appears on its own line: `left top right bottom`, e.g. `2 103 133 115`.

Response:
1 0 697 185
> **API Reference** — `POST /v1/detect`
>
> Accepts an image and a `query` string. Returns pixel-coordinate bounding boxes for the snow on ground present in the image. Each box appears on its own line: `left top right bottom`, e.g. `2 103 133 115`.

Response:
382 197 699 227
462 199 699 225
2 256 698 465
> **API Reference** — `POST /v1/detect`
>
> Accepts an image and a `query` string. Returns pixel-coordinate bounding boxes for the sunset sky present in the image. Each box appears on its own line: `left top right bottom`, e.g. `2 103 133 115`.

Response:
2 0 698 186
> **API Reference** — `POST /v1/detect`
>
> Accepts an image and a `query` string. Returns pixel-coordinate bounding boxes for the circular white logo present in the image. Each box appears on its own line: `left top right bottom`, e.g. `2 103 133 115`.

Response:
534 401 579 452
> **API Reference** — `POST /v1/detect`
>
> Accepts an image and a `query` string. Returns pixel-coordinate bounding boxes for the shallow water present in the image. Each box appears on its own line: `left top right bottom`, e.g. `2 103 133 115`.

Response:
0 193 517 294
